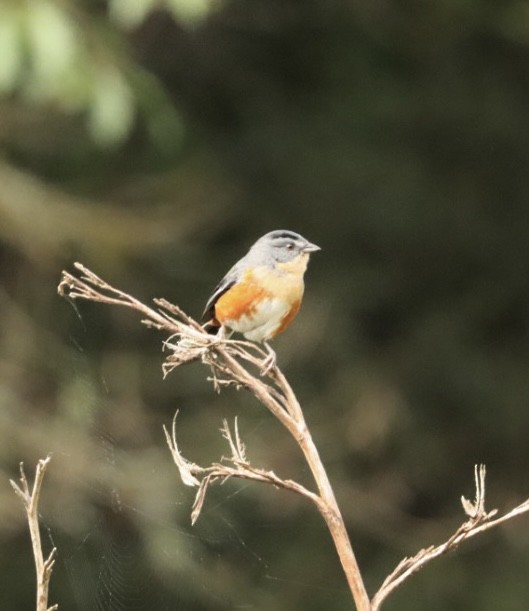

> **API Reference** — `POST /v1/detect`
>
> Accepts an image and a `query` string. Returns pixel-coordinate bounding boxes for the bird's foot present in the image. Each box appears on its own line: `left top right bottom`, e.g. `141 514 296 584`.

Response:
260 342 278 376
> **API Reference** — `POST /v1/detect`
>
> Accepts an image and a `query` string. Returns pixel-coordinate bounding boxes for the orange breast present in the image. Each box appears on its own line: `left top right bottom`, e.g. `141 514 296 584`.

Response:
214 265 306 340
273 298 301 337
214 271 271 324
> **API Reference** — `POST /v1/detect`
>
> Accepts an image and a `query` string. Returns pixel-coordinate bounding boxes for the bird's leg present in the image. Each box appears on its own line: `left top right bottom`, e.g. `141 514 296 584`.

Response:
260 342 277 375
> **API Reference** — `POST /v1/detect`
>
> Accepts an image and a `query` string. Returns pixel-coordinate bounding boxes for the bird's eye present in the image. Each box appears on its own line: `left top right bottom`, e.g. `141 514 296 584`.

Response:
286 242 295 250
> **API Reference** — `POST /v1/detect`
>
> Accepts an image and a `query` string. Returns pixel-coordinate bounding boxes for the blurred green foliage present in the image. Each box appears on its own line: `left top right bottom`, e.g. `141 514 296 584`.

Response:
2 0 529 610
0 0 184 146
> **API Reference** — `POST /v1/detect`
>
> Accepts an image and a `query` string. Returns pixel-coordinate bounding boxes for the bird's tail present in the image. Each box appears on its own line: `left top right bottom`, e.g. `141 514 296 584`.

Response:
203 319 221 335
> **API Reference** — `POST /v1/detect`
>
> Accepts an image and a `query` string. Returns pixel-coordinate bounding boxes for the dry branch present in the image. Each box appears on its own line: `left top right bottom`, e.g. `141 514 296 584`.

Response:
10 456 58 611
371 465 529 609
164 414 323 525
58 264 529 611
58 262 371 610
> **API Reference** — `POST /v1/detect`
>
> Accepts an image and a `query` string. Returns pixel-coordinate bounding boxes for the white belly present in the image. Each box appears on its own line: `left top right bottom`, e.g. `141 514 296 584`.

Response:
225 298 290 341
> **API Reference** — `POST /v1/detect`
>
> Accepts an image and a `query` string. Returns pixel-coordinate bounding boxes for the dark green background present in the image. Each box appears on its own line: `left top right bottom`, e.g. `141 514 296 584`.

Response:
2 1 529 609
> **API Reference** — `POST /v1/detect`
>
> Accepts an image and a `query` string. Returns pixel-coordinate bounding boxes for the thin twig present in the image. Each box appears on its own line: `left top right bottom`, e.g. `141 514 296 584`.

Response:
10 456 58 611
59 263 180 332
163 414 323 525
371 465 529 609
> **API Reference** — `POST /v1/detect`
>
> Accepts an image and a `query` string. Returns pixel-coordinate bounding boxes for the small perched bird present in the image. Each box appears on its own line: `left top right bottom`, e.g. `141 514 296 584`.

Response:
202 230 320 344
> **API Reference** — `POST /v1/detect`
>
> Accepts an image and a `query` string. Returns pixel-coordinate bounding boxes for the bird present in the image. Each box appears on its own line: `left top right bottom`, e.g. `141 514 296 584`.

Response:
202 230 320 352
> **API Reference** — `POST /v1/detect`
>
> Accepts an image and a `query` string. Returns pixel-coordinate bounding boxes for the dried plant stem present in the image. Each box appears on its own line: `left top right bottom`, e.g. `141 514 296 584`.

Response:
371 465 529 609
270 366 368 603
195 346 370 608
298 425 369 608
58 263 370 609
57 264 529 611
10 456 58 611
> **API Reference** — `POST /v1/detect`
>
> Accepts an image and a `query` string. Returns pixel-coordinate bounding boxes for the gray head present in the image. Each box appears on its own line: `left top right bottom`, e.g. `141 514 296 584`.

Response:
250 230 321 264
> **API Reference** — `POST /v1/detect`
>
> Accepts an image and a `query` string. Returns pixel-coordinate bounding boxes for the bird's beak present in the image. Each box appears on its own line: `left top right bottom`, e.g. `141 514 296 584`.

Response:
303 241 321 253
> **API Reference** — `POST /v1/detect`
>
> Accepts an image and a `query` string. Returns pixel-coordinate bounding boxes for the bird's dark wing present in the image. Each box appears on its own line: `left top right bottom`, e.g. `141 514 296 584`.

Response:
202 245 254 325
202 279 235 322
202 262 242 322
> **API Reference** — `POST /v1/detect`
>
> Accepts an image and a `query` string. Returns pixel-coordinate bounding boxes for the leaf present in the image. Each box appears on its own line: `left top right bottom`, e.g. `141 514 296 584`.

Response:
25 0 77 90
89 66 135 146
